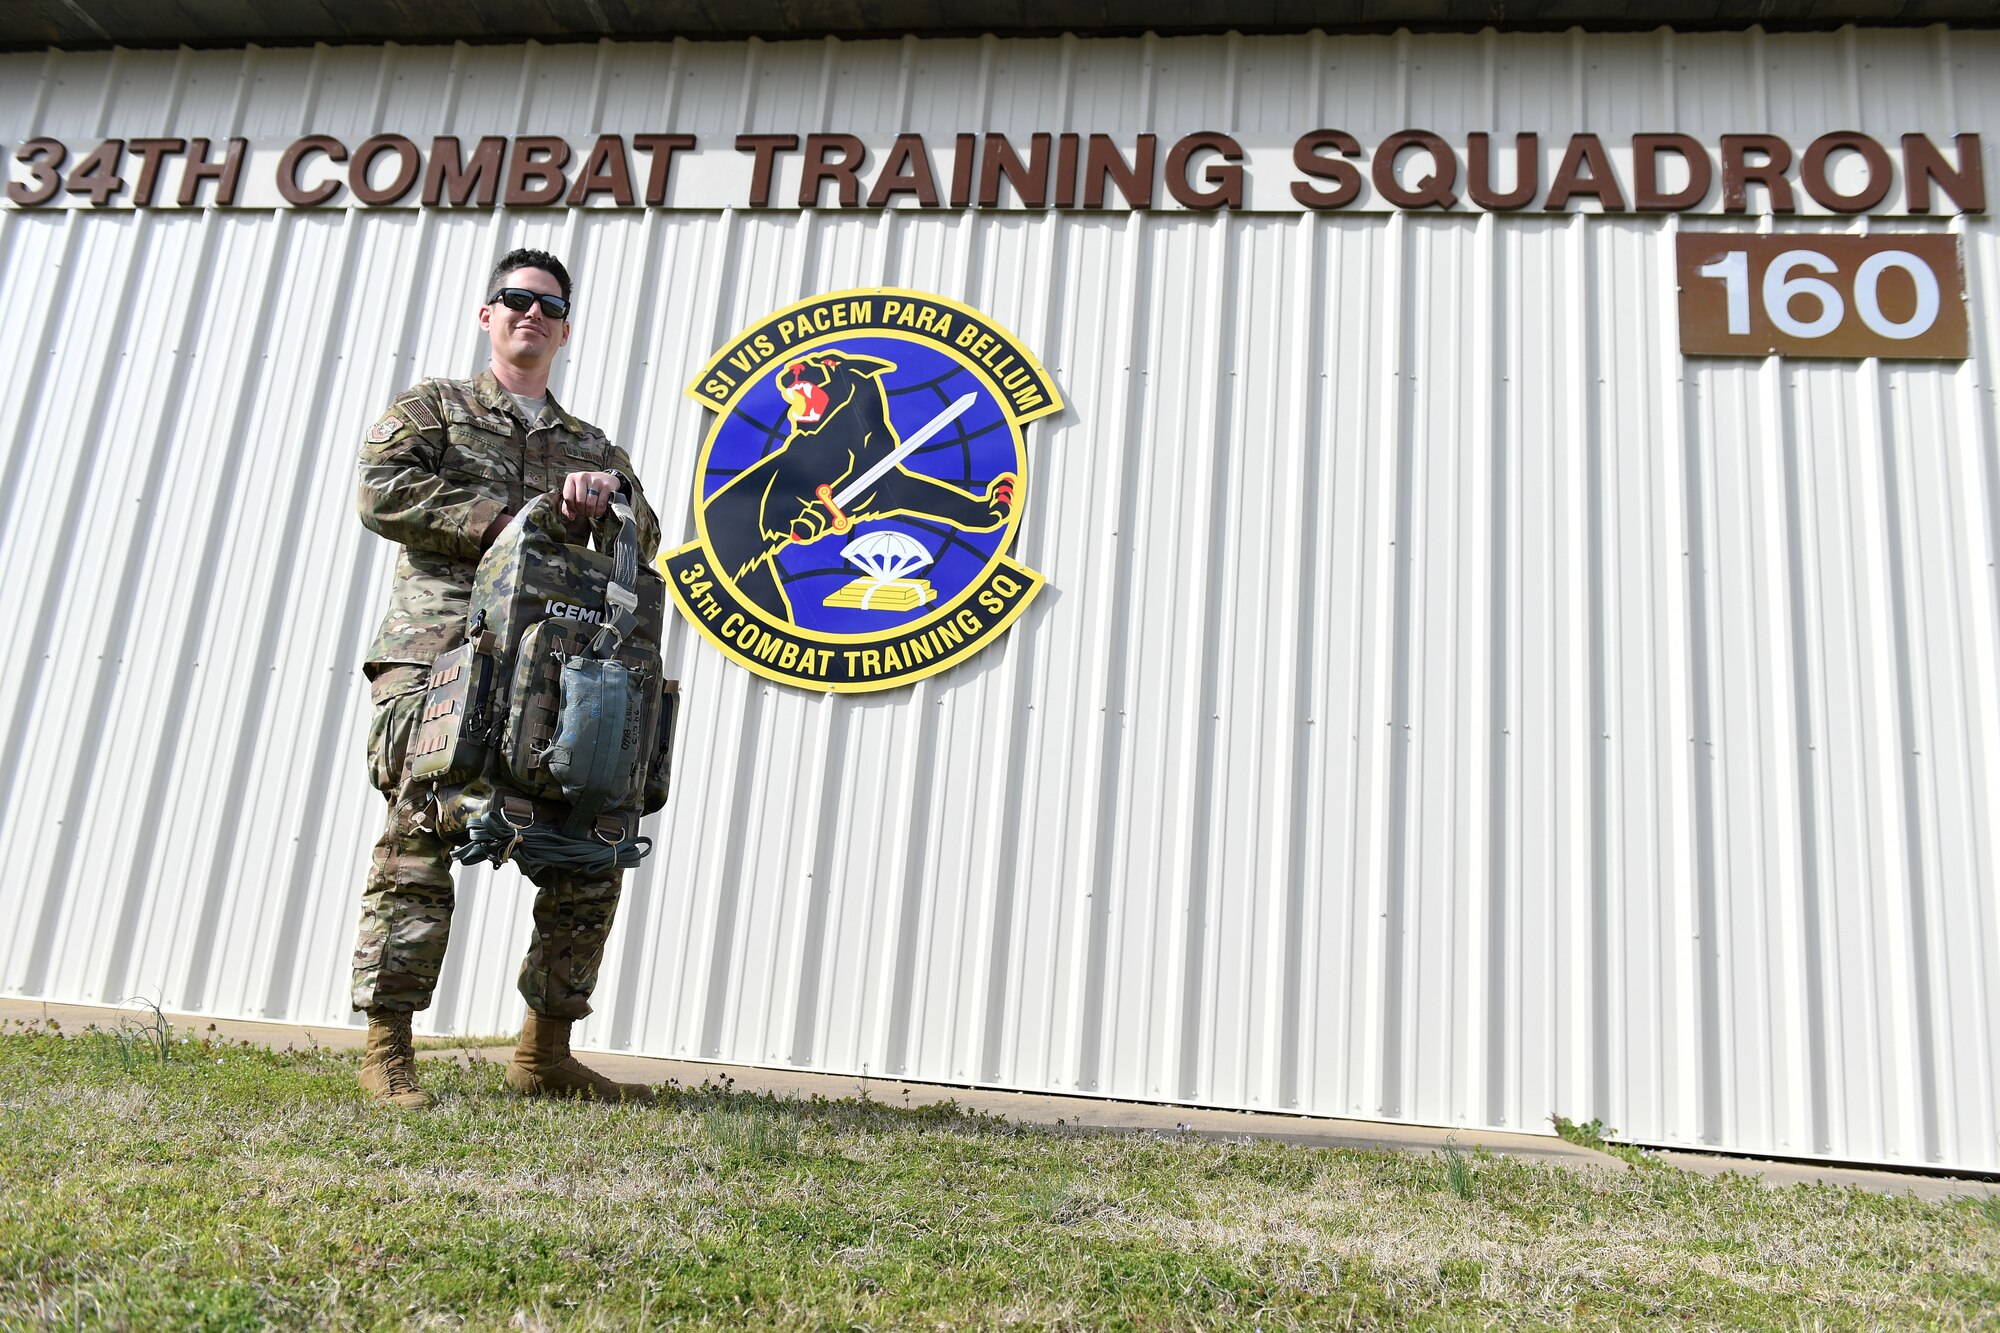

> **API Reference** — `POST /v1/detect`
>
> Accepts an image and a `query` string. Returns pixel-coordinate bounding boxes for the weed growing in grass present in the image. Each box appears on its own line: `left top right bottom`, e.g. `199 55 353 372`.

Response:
53 1002 190 1075
1552 1113 1657 1167
73 998 178 1067
1441 1135 1476 1200
1552 1115 1614 1149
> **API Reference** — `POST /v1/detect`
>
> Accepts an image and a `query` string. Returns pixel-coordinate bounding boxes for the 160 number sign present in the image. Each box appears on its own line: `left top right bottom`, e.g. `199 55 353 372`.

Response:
1676 233 1967 360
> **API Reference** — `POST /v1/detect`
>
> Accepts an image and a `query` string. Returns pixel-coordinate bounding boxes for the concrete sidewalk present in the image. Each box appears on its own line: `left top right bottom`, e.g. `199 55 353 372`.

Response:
438 1043 1611 1168
8 996 1994 1202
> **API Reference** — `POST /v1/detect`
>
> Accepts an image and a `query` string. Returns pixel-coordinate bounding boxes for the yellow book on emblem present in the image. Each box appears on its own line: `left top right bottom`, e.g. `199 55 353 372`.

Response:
823 578 936 611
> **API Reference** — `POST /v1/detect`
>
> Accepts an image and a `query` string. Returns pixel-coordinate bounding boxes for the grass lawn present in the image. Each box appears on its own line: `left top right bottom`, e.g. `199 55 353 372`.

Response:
2 1020 1995 1331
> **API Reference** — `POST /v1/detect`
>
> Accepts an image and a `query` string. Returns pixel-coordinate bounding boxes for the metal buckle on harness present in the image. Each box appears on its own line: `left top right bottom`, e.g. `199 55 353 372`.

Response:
593 814 627 846
493 794 537 867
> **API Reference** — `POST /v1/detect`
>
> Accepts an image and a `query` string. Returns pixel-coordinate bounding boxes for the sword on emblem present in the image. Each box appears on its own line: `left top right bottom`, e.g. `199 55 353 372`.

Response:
810 391 979 537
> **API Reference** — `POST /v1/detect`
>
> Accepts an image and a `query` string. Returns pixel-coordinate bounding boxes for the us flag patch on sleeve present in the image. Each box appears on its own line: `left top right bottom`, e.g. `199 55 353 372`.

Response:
393 391 440 431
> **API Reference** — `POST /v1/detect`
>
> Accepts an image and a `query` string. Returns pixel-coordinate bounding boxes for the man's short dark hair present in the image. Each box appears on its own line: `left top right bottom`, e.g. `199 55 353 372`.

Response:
487 248 572 303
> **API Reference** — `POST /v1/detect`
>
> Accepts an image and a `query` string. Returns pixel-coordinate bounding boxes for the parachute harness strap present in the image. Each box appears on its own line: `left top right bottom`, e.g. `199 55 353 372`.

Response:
589 500 641 659
450 799 651 875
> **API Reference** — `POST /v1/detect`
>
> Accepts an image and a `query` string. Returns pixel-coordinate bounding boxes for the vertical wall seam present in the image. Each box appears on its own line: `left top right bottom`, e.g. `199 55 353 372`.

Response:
1872 361 1945 1163
1275 33 1329 1113
1482 210 1512 1130
1072 211 1151 1095
1376 208 1418 1120
1174 208 1239 1103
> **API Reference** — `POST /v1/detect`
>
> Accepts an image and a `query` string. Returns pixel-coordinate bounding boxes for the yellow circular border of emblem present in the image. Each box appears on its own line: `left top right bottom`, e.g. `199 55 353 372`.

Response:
662 287 1063 694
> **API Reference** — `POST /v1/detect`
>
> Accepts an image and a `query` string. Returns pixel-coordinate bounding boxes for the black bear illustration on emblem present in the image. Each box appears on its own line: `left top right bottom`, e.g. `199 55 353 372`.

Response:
702 349 1017 624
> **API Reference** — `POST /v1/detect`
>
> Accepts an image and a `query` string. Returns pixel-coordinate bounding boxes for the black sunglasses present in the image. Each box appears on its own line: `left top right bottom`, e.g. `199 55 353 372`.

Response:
487 287 572 319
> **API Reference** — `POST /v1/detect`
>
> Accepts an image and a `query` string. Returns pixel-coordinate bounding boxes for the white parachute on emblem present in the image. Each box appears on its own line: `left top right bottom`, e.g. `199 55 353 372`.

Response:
841 529 933 580
825 530 938 612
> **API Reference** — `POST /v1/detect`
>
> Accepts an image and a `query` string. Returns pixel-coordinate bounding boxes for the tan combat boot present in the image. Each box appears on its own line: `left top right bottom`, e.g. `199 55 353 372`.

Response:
357 1008 433 1109
504 1010 654 1103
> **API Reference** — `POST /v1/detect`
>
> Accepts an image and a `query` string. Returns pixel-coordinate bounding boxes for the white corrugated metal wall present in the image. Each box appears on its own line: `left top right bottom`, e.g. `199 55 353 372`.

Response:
0 27 1995 1171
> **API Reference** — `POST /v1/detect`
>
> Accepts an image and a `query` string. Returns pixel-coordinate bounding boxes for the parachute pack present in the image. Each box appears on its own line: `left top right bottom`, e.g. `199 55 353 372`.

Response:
406 493 677 876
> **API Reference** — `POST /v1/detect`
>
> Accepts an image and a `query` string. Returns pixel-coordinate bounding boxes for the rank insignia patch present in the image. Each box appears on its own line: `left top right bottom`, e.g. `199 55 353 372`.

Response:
661 288 1063 693
365 414 402 445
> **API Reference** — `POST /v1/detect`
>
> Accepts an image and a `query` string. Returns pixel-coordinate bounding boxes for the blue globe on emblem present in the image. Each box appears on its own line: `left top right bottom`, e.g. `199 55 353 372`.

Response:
698 333 1021 638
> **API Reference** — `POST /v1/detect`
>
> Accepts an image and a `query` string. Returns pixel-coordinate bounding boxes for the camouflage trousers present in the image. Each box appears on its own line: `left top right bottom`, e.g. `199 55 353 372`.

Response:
351 684 624 1019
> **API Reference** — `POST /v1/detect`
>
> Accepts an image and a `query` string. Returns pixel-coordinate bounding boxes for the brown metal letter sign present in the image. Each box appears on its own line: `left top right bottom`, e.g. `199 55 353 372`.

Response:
1676 233 1968 360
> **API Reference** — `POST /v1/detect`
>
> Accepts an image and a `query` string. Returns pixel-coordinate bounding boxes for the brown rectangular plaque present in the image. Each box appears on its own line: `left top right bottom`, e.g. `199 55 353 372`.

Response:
1676 232 1967 360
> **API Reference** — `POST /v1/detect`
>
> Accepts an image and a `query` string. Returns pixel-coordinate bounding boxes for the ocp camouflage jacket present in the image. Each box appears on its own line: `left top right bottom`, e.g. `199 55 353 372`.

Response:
356 370 661 703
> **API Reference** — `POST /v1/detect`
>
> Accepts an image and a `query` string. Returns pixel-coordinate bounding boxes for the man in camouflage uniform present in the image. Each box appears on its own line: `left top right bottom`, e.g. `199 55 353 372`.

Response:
352 248 662 1108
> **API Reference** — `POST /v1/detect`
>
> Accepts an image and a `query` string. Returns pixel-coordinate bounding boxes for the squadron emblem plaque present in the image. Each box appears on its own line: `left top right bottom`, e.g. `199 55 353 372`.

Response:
660 289 1062 692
